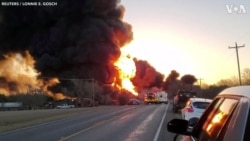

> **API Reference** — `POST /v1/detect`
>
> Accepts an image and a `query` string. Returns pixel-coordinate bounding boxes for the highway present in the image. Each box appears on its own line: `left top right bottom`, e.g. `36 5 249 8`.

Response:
0 104 180 141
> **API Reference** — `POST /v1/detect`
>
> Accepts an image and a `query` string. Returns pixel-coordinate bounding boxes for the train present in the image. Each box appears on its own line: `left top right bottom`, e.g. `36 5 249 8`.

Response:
0 102 23 110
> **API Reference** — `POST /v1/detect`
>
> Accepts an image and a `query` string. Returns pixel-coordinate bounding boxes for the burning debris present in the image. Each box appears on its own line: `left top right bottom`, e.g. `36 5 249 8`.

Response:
0 0 133 98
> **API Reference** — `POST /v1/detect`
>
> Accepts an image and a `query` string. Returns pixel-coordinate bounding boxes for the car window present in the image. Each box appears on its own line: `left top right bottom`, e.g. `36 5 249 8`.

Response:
198 98 239 141
192 98 224 138
192 102 210 109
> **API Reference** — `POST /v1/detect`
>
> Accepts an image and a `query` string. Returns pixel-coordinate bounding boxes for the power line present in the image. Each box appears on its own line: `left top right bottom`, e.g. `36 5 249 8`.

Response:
229 42 245 85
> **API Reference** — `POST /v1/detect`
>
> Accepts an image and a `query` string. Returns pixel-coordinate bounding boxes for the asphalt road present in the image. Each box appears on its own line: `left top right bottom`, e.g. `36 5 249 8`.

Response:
0 104 181 141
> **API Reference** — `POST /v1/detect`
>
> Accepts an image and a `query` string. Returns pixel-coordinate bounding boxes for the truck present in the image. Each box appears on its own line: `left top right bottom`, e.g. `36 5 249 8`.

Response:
156 91 168 104
144 92 158 104
144 91 168 104
172 90 196 113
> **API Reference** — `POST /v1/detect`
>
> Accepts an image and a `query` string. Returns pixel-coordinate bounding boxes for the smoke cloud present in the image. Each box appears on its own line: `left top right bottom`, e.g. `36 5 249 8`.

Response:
0 0 133 96
132 59 164 92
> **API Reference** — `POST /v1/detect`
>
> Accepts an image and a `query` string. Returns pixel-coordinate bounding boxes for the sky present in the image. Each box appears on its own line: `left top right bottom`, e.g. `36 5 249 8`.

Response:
120 0 250 85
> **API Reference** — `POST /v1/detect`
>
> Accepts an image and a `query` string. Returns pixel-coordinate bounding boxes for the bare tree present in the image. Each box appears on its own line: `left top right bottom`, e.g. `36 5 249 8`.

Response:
216 77 238 87
242 68 250 85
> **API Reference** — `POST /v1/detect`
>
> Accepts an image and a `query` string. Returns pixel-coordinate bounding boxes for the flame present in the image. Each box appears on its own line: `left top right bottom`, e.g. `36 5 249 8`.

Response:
0 51 40 95
114 48 137 95
0 51 65 100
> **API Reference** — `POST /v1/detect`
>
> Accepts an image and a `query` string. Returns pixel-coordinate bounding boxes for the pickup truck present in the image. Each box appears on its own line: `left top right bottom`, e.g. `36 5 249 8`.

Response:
172 90 196 113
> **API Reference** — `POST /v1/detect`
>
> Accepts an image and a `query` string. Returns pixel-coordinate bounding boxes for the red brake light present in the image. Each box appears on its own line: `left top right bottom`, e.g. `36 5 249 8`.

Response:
187 106 194 112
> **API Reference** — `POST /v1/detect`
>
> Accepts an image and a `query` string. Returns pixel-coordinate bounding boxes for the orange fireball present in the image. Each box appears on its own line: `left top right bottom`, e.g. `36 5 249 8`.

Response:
114 48 137 95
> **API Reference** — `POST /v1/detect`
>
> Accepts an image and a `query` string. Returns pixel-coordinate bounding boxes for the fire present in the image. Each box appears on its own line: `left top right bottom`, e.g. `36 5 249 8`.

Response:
0 51 65 100
114 48 137 95
0 51 40 95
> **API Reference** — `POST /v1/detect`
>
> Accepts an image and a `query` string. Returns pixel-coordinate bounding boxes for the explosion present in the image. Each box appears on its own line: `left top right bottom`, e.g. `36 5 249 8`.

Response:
114 48 137 95
0 0 133 98
0 51 40 95
0 51 66 100
0 0 165 100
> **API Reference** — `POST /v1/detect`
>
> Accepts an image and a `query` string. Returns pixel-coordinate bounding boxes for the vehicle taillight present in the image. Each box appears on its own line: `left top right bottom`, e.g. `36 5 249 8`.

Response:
187 106 194 112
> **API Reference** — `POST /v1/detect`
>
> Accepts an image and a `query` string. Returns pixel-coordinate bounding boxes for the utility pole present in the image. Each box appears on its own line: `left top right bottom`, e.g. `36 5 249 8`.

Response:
197 78 203 97
197 78 204 87
229 42 245 85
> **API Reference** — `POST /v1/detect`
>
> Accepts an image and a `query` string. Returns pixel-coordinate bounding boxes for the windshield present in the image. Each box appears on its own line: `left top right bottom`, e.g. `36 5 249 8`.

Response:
193 102 211 109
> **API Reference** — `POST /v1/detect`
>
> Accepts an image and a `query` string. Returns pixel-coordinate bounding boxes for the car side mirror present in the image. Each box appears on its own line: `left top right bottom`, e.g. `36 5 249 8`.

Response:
188 117 199 127
167 119 190 135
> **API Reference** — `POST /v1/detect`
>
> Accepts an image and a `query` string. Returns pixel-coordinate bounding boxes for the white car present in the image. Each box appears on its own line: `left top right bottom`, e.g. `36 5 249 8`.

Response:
56 103 75 109
181 98 212 121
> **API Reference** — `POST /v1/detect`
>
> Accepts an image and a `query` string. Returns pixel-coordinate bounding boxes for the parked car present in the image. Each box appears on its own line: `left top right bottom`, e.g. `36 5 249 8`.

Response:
167 85 250 141
56 103 75 109
181 98 212 121
127 99 141 105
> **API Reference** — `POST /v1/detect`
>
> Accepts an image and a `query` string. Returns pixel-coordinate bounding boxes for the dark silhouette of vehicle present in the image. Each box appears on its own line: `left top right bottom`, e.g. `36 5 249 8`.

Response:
127 99 141 105
173 90 196 113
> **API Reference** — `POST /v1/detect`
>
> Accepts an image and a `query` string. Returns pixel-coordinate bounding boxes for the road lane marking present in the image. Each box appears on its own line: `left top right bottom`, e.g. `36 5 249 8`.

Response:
153 104 169 141
59 119 109 141
58 108 136 141
125 105 164 141
0 108 97 135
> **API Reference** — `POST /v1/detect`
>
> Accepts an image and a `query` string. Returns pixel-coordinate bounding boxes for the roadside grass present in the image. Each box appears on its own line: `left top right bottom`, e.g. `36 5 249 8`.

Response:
0 108 91 132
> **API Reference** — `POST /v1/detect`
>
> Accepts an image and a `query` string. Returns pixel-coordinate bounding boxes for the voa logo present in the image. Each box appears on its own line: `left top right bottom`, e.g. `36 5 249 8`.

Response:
226 4 247 14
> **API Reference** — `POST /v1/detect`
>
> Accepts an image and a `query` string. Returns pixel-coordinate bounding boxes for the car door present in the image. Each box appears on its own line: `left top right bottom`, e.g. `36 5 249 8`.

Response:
191 96 240 141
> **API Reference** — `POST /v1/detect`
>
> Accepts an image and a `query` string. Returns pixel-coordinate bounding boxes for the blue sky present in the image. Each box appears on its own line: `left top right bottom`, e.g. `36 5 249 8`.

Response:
120 0 250 84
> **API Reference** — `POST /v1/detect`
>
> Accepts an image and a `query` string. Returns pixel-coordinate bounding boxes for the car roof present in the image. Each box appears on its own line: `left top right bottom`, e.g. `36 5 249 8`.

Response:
218 85 250 98
189 97 213 103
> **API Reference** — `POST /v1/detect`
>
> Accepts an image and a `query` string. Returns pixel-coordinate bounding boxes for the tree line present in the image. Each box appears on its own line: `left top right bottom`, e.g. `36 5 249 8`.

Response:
0 68 249 108
163 68 250 99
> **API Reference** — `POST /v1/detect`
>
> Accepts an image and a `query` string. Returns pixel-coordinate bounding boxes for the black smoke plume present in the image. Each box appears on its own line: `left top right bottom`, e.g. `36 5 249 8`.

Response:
0 0 133 95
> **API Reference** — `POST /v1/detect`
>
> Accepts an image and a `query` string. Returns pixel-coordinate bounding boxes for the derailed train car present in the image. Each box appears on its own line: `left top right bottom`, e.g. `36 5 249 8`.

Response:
0 102 23 110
